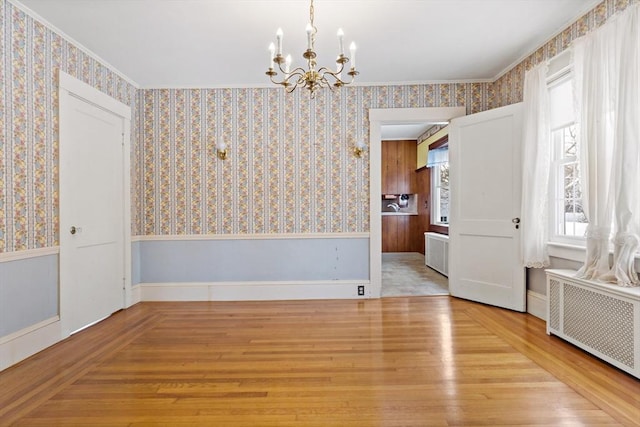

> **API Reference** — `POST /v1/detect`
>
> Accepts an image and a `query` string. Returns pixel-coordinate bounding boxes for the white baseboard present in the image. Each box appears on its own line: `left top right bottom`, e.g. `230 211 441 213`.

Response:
527 290 547 321
130 284 142 305
139 280 371 301
0 317 62 372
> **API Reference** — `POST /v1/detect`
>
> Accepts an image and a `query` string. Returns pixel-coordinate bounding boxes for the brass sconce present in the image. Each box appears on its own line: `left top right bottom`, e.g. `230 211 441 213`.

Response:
215 141 228 160
353 139 366 158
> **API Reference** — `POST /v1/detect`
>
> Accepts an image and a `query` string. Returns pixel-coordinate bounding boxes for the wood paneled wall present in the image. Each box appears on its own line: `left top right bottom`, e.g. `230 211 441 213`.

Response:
381 140 416 195
382 140 421 253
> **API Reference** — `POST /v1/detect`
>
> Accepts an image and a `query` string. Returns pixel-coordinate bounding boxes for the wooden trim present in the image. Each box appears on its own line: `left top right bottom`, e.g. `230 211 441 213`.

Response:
139 280 371 302
0 317 62 372
429 224 449 235
132 233 369 242
428 134 449 150
0 247 59 263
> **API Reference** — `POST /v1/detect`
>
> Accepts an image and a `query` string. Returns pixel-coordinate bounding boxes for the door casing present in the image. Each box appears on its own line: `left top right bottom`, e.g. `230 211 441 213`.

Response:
368 107 466 298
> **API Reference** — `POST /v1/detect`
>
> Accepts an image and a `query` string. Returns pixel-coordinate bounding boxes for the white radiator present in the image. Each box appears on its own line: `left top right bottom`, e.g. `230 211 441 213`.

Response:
546 269 640 379
425 232 448 277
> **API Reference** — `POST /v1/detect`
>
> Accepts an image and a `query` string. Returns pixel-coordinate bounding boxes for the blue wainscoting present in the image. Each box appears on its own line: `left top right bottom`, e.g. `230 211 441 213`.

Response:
0 254 58 337
137 237 369 283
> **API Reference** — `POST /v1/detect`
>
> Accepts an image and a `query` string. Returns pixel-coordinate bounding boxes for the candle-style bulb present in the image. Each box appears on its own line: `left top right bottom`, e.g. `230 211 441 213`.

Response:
349 42 357 68
276 28 283 55
306 23 313 50
285 54 292 74
268 42 275 69
337 28 344 56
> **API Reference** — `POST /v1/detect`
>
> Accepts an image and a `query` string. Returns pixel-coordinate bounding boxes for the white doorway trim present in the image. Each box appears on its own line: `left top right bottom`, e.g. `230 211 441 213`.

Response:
58 71 133 337
368 107 466 298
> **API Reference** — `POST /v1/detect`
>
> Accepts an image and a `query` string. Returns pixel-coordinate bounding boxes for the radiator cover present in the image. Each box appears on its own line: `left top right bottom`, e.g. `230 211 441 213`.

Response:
546 269 640 379
425 232 448 277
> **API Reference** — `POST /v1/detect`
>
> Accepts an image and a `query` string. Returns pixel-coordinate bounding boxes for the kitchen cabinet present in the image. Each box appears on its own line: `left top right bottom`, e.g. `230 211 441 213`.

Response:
382 140 416 194
382 214 422 253
382 215 408 252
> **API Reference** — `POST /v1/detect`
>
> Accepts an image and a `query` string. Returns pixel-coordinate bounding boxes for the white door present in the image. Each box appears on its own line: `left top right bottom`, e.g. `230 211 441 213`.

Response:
448 103 525 312
59 82 126 336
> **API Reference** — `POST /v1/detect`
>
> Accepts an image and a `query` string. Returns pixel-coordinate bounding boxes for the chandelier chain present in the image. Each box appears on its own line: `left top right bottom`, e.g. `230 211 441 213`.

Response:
310 0 314 27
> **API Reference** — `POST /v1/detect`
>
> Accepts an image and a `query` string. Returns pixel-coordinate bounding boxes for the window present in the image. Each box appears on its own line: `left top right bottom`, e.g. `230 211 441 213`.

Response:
548 73 587 243
428 147 449 225
550 124 586 238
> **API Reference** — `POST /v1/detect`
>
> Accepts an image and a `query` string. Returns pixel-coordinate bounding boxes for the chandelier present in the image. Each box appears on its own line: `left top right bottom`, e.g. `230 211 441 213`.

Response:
266 0 358 97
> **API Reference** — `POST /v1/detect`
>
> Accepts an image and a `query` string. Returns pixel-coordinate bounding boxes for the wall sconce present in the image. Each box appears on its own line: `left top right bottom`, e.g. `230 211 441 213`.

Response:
353 139 366 158
215 140 228 160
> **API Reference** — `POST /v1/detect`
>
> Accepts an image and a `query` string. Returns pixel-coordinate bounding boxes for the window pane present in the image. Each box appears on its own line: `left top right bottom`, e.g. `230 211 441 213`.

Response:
432 163 449 225
563 125 577 157
439 164 449 223
550 78 575 129
564 207 587 237
551 123 587 240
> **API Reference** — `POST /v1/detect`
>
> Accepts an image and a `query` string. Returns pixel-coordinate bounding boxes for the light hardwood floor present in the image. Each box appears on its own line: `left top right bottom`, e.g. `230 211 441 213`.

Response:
1 297 638 426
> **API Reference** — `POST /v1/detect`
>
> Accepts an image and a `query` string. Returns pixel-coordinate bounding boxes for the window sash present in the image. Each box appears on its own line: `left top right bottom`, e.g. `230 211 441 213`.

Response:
549 124 586 243
431 163 449 225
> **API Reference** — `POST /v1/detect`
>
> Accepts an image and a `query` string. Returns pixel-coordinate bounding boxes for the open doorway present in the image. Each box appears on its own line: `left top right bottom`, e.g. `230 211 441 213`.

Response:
379 125 448 297
368 107 466 298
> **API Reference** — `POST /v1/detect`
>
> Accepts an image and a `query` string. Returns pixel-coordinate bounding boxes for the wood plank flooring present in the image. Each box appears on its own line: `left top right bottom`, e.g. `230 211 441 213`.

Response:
1 297 638 426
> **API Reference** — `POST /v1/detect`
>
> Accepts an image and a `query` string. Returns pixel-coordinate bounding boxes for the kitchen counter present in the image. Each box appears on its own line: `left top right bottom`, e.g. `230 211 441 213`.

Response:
381 212 418 216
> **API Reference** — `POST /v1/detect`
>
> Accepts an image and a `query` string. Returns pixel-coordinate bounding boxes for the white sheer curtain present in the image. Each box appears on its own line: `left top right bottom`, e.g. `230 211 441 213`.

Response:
521 63 551 268
574 4 640 287
426 147 448 167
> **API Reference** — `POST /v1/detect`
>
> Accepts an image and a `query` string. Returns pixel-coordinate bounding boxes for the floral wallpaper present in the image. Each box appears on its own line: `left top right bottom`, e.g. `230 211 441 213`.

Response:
0 0 137 253
490 0 638 108
1 0 636 251
135 84 489 235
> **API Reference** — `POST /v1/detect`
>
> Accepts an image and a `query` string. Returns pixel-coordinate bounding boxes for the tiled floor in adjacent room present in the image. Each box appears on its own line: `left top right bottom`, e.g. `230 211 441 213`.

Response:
381 252 449 297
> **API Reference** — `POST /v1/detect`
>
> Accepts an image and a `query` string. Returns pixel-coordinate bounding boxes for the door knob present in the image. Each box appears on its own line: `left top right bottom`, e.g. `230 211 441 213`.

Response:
512 218 520 224
70 226 78 235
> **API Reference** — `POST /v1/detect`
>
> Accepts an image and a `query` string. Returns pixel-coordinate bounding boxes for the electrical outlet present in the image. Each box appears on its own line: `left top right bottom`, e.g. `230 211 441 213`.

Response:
357 285 365 296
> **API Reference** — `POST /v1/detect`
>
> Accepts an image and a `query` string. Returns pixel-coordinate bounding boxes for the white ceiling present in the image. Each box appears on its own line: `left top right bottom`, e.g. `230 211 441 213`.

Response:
15 0 600 88
381 123 435 141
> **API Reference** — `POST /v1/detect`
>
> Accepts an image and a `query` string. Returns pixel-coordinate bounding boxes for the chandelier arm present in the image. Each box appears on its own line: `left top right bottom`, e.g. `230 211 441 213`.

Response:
268 74 290 87
298 73 310 86
317 66 345 79
268 71 299 86
268 65 308 86
273 59 308 78
317 75 337 91
317 57 350 77
287 67 308 77
340 72 357 85
317 65 356 87
286 84 298 94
